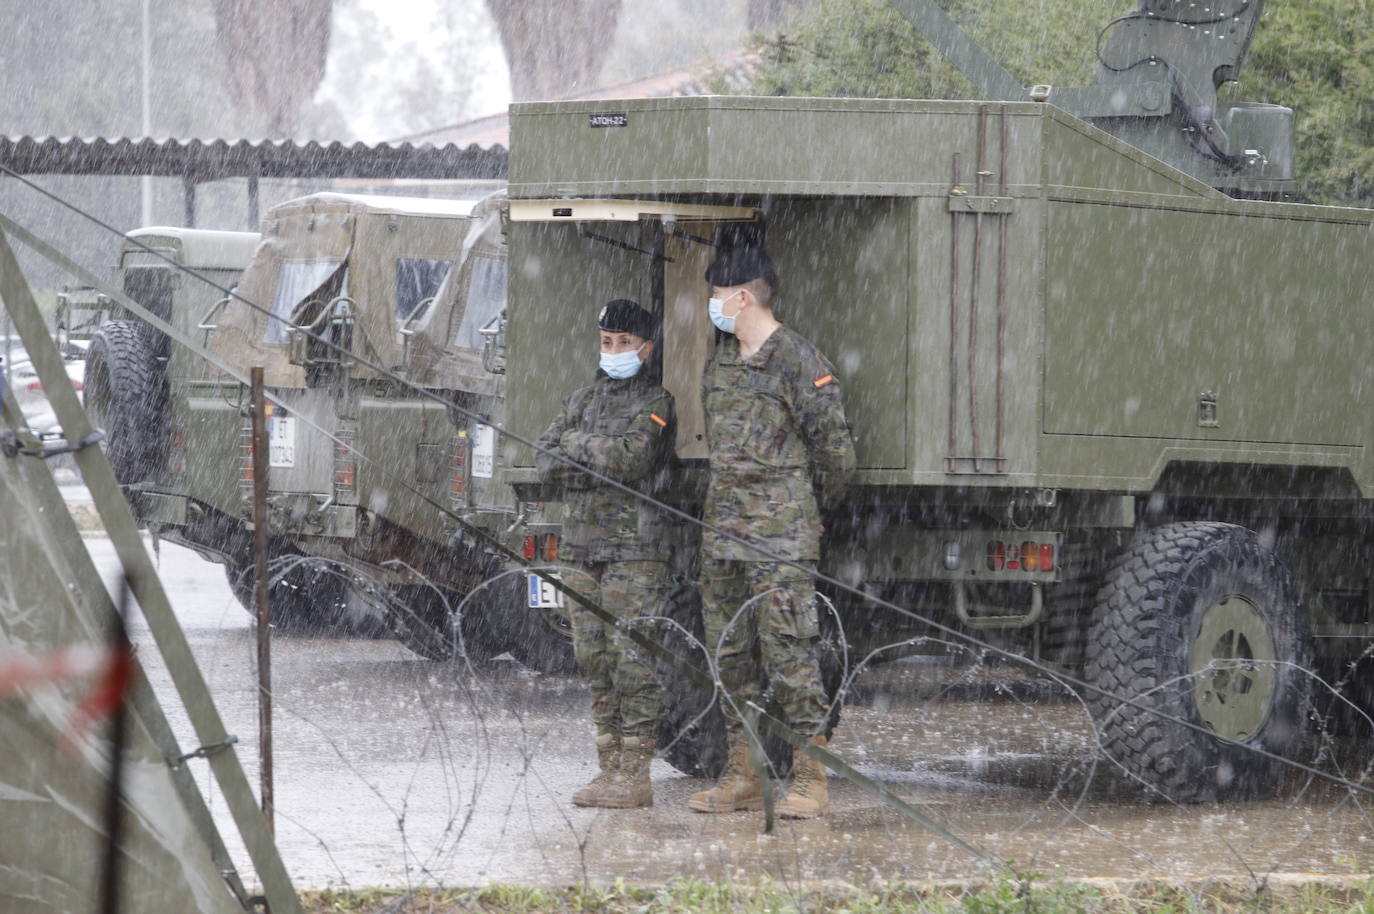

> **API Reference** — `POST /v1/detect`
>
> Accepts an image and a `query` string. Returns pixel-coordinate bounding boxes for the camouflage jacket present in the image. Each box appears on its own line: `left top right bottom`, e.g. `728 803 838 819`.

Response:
701 326 856 562
536 372 677 563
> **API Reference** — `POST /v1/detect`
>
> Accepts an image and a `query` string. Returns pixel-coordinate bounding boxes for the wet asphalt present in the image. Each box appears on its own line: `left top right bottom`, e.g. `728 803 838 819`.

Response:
82 536 1374 890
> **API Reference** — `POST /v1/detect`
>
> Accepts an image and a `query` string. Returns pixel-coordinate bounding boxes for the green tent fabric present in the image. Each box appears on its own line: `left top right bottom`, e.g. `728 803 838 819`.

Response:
0 441 245 913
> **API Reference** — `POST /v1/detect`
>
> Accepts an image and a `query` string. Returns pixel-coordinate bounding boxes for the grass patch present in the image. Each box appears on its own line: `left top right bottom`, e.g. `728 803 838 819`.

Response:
299 873 1374 914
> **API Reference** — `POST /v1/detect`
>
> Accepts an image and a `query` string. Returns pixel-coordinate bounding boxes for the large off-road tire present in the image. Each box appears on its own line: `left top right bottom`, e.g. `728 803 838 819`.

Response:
1085 522 1312 802
84 320 168 485
388 583 512 662
223 545 350 634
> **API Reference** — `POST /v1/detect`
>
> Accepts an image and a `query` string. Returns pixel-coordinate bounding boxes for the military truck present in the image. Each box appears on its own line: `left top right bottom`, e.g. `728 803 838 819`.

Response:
81 225 376 634
84 196 518 658
483 0 1369 799
200 191 513 658
81 228 261 567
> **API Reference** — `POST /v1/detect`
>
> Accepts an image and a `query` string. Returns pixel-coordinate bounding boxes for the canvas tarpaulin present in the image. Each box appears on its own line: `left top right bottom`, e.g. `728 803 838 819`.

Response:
208 192 491 389
0 425 245 912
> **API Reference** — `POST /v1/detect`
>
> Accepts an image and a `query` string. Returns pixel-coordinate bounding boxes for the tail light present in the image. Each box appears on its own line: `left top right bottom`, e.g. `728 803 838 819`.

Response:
334 439 356 491
523 535 537 560
986 541 1005 571
240 439 254 485
986 539 1056 574
170 429 187 475
451 432 468 498
540 533 559 562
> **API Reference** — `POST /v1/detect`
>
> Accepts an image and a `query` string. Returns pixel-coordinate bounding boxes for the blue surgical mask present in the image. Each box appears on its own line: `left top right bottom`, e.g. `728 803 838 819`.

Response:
599 344 644 379
708 290 743 334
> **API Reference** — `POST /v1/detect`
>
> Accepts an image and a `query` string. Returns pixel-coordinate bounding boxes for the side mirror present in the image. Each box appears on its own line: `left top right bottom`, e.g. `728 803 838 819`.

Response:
197 295 233 348
478 310 506 375
288 296 355 368
395 296 436 374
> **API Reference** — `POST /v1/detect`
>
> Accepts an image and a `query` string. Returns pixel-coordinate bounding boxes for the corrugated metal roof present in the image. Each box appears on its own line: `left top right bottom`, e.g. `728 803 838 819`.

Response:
0 135 508 182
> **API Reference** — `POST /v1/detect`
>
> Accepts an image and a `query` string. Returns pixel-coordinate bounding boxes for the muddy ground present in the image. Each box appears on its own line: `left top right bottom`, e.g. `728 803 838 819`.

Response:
82 536 1374 893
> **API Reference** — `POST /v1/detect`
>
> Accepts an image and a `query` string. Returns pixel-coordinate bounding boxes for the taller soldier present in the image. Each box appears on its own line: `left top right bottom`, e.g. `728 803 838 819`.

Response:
687 243 856 820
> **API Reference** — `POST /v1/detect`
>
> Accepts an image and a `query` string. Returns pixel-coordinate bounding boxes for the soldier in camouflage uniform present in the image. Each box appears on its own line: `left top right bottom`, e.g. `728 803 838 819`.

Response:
687 245 856 820
536 299 677 809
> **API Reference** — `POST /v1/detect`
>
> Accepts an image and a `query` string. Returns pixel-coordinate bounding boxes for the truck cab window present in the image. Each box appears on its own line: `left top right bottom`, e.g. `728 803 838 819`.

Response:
452 255 506 351
265 260 345 344
122 266 175 325
396 257 453 321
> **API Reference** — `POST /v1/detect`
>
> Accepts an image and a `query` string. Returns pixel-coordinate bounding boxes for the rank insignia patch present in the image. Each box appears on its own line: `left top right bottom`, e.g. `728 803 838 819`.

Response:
812 373 835 389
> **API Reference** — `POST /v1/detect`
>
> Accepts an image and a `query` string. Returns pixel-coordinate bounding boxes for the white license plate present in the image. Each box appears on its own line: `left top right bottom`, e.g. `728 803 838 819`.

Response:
472 423 495 478
527 574 563 609
269 416 296 468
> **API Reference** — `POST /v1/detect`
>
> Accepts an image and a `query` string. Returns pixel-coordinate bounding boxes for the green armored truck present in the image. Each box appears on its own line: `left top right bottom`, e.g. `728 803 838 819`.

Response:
488 0 1368 799
88 194 514 656
82 225 380 634
201 191 510 656
83 228 263 567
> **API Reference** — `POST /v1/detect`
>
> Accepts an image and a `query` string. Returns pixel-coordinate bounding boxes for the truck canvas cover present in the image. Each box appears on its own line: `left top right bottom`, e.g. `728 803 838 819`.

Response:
0 428 243 913
209 192 490 388
395 191 506 396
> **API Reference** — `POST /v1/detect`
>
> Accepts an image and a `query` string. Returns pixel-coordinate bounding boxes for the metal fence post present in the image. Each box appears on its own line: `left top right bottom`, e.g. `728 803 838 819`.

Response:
250 367 273 837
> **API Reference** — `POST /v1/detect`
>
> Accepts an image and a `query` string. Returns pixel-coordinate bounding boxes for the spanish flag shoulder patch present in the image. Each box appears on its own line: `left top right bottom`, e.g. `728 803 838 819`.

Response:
812 373 835 389
649 412 668 429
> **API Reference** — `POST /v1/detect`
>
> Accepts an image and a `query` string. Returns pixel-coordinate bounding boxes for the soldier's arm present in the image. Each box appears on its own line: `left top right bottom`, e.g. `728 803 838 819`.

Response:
559 391 674 484
534 393 586 486
792 359 857 513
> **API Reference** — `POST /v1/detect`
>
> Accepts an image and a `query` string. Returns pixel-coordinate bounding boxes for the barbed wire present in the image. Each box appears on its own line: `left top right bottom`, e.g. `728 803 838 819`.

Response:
4 164 1364 803
6 168 1374 897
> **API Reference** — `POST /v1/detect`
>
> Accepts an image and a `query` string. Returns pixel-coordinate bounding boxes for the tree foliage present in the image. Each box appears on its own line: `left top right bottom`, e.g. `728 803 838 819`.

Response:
485 0 624 101
211 0 333 138
742 0 1099 102
742 0 1374 206
1239 0 1374 206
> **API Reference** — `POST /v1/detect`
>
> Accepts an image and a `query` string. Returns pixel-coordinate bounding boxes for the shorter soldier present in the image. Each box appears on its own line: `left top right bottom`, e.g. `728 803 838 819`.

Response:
536 299 677 809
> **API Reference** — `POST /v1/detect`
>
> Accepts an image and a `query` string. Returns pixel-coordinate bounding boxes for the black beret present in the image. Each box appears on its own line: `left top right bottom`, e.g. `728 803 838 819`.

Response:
597 299 656 338
704 244 775 287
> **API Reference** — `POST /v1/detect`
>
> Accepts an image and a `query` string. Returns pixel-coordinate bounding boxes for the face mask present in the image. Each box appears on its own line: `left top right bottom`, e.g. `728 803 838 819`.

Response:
708 290 743 334
599 344 644 379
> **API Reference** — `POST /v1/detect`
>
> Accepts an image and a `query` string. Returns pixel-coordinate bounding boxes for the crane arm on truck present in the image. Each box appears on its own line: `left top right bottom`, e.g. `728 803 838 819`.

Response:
886 0 1264 117
1092 0 1266 162
885 0 1291 192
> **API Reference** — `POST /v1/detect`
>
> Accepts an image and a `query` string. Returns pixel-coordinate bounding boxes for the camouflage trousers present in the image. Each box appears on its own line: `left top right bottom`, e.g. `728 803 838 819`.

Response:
699 559 829 739
569 560 669 741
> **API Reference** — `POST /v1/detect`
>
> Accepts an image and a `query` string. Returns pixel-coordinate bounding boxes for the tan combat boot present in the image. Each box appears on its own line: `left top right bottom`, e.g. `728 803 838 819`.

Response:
599 734 655 808
572 732 620 807
688 731 765 813
776 736 829 819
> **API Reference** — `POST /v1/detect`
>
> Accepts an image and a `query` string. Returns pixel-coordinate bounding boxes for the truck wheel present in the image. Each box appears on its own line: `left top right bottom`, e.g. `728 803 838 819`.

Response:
224 547 349 634
1085 522 1312 802
84 320 167 484
388 584 511 662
